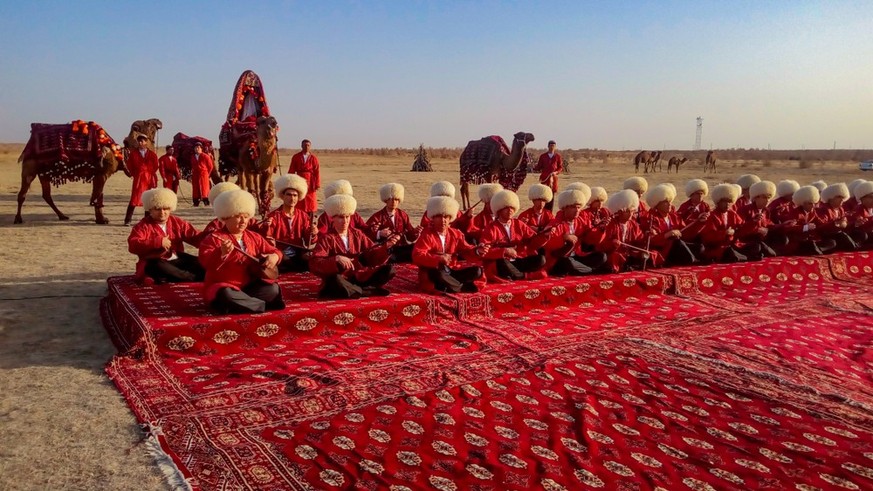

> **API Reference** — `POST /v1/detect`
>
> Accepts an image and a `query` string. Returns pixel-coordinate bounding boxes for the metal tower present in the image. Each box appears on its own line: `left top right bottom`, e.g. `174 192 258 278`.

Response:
693 117 703 151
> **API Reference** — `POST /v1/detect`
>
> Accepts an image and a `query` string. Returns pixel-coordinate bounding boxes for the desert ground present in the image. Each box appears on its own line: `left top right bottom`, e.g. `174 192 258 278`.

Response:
0 143 868 490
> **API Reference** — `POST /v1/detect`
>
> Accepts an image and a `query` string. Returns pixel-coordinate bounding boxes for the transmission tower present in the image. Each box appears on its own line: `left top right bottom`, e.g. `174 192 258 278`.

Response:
693 117 703 151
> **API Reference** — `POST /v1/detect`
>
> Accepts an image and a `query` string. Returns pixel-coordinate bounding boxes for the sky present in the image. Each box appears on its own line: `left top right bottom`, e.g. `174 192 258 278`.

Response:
1 1 871 150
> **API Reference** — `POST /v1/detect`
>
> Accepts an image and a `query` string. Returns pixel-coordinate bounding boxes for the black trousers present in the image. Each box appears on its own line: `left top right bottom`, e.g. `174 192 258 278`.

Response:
212 280 284 314
427 265 483 293
144 252 205 283
550 252 609 276
320 264 396 299
739 238 778 261
829 231 858 252
495 254 546 280
278 250 310 273
390 243 414 264
664 240 697 267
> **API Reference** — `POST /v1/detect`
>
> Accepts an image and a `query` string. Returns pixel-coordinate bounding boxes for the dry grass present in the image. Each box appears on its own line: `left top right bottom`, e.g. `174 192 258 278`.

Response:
0 147 868 490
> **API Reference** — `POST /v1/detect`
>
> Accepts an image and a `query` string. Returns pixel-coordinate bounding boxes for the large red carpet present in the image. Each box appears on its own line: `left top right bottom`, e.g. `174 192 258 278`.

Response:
102 253 873 490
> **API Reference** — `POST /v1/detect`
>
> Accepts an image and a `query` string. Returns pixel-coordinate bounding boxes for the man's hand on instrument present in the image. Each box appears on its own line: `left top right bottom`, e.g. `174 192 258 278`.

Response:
378 227 392 239
386 234 402 248
698 212 710 222
477 243 491 256
758 227 769 236
438 253 452 265
664 230 681 239
220 238 234 256
336 255 355 271
563 233 578 245
504 247 519 259
263 253 280 269
161 237 172 250
266 236 277 246
726 227 735 236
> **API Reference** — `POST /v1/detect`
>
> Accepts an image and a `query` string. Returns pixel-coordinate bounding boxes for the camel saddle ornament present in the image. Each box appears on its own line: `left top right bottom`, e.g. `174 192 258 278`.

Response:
19 121 121 186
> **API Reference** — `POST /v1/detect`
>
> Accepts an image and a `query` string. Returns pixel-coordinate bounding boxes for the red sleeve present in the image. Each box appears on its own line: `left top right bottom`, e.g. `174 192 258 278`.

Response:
412 232 442 269
309 235 341 276
198 233 227 270
127 220 162 256
174 216 201 247
311 155 320 190
556 154 563 173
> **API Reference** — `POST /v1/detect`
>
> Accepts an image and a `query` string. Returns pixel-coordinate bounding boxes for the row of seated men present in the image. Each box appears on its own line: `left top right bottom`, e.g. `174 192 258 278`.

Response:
127 173 873 315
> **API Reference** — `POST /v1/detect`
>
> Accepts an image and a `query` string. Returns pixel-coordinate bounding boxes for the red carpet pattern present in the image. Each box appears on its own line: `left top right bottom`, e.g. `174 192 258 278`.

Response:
103 253 873 490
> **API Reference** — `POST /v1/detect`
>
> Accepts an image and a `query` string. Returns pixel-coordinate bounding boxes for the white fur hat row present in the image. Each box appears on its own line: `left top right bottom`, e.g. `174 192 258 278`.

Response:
749 181 776 201
274 174 308 200
430 181 455 199
776 180 800 198
810 180 827 192
214 189 256 219
490 189 520 215
854 181 873 201
478 183 504 203
556 189 588 209
324 179 353 199
644 184 677 208
710 183 741 204
588 186 608 206
735 174 761 190
821 183 849 202
685 179 708 198
792 185 820 206
208 181 240 205
426 196 460 220
528 183 553 202
623 176 648 194
324 194 357 217
142 188 177 211
379 183 404 202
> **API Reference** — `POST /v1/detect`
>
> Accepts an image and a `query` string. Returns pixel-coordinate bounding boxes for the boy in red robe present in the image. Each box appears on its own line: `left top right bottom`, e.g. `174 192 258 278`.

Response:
265 174 318 272
580 186 610 227
288 139 320 213
623 176 649 222
594 190 657 272
315 179 367 232
480 190 550 282
543 189 609 276
780 186 835 255
366 183 422 263
128 188 203 285
412 196 489 293
533 140 563 211
124 135 159 225
310 194 400 299
816 183 856 252
642 183 705 267
518 183 554 233
198 190 284 314
849 181 873 248
735 180 781 260
466 183 503 244
191 142 215 207
767 180 800 223
734 174 761 211
701 184 748 263
158 145 180 193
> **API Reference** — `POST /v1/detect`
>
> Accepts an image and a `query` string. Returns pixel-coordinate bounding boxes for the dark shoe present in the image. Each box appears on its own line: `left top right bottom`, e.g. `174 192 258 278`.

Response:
460 283 479 293
203 199 210 206
193 199 200 207
362 286 391 297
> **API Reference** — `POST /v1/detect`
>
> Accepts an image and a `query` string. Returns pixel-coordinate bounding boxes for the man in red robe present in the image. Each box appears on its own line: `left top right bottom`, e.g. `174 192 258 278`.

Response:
543 189 608 276
315 179 366 232
288 139 320 213
264 174 318 272
700 184 748 263
642 184 705 266
466 183 503 244
533 140 562 211
366 183 422 263
191 142 215 207
518 183 554 233
412 196 489 293
816 183 856 252
594 190 657 272
479 190 550 282
310 194 400 298
158 146 180 193
849 181 873 249
736 180 781 260
124 135 159 225
780 186 835 256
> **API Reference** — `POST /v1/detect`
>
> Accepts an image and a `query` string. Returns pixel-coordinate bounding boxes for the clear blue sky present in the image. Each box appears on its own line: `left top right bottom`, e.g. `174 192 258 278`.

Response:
1 1 871 150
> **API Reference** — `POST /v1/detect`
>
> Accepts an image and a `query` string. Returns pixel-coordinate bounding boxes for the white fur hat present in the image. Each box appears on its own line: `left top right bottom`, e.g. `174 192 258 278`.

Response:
565 181 591 195
645 183 677 208
324 179 353 198
605 189 640 213
426 196 460 220
821 183 850 202
710 183 740 204
274 174 308 200
587 187 608 206
853 181 873 201
528 183 554 202
776 179 800 198
848 178 867 195
142 188 177 211
736 174 761 190
379 183 404 202
623 176 648 194
490 189 520 215
208 181 241 205
810 180 827 192
430 181 455 198
324 194 357 217
556 189 588 210
792 185 820 206
685 179 709 197
478 183 504 203
749 181 777 201
214 189 257 219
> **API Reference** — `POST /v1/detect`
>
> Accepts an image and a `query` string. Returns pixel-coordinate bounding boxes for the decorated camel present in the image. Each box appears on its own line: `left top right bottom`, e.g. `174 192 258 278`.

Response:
15 120 124 224
219 70 278 214
458 132 535 210
667 156 688 173
704 150 717 173
122 118 162 154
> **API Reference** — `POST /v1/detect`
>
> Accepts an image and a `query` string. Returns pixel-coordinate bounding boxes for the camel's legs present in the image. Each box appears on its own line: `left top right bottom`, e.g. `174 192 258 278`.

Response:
38 175 70 221
459 181 470 210
14 172 38 223
90 174 110 224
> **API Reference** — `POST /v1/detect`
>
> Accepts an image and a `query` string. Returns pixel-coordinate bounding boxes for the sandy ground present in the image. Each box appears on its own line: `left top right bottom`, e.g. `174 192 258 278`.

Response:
0 144 867 490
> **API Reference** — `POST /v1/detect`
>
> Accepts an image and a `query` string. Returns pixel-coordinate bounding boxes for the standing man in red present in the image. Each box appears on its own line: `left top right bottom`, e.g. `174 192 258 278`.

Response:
533 140 563 211
288 139 320 213
158 145 180 193
124 135 160 226
191 141 215 207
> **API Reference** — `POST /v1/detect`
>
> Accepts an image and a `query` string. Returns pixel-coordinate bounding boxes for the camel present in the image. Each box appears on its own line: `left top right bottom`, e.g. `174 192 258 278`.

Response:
122 118 163 153
236 115 279 215
704 151 717 173
633 150 659 173
645 151 663 173
15 121 123 224
459 132 534 210
667 156 688 173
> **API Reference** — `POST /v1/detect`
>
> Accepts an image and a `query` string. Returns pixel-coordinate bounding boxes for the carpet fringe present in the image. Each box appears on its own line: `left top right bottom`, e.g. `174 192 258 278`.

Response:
143 423 194 491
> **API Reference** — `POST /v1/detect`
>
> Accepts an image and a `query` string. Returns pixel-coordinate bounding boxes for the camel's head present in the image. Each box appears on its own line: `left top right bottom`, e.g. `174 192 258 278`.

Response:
257 116 279 139
123 118 163 151
513 132 535 146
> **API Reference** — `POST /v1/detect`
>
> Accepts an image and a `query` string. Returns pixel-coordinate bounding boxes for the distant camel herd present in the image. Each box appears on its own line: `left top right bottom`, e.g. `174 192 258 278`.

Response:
633 150 716 174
